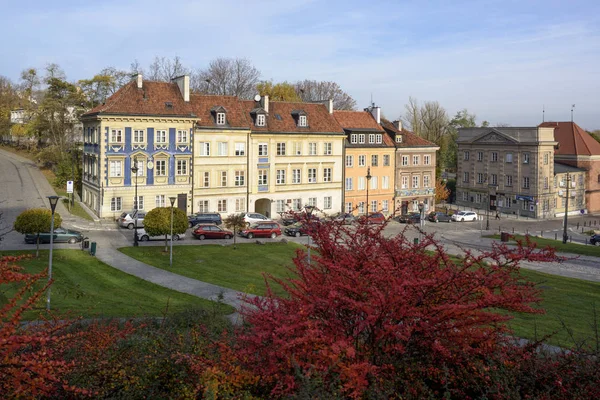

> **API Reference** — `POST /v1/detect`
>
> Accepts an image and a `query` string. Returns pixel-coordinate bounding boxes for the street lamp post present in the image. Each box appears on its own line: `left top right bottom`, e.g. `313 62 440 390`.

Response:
304 205 314 265
562 173 570 244
365 166 372 216
46 195 59 311
169 196 176 268
131 157 139 247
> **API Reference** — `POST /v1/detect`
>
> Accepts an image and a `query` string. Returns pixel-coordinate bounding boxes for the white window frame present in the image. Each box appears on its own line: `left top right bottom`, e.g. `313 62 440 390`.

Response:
413 155 420 165
155 160 167 176
345 177 353 190
199 142 210 156
111 129 123 143
371 155 378 167
358 177 365 191
358 155 366 167
523 153 530 164
221 171 227 187
176 159 188 176
258 170 268 185
156 130 167 143
464 151 470 161
109 160 122 177
382 176 389 189
203 171 210 187
523 176 530 189
505 153 513 163
350 134 357 144
324 142 332 155
235 142 245 156
236 198 246 212
294 142 302 155
177 130 188 143
133 195 144 210
235 170 245 186
276 169 286 185
402 176 408 189
491 152 498 162
383 154 390 166
258 143 268 156
369 134 375 144
382 200 389 212
323 168 332 182
371 176 378 189
292 169 301 184
324 196 332 209
155 195 166 208
277 142 286 156
298 115 307 127
376 134 382 144
217 142 228 156
346 202 353 213
402 156 409 166
275 200 285 213
423 155 430 165
133 129 144 143
358 134 365 144
345 155 354 167
412 176 419 188
308 168 317 183
218 199 227 213
423 175 430 188
256 114 266 126
308 197 317 207
216 112 226 125
110 197 122 212
308 142 317 156
198 200 209 212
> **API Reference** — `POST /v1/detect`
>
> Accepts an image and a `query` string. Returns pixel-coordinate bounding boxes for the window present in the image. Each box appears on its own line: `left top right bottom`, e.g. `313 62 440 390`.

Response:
217 142 228 156
491 174 497 185
109 160 122 177
177 130 188 143
462 192 468 202
358 155 366 167
110 197 122 212
522 201 529 211
258 143 268 156
155 195 166 208
256 114 266 126
523 153 530 164
292 198 302 211
276 169 286 184
463 172 469 183
323 168 332 182
423 155 430 165
506 175 513 186
258 170 268 185
523 176 530 189
376 134 382 144
358 202 365 214
382 200 389 212
156 130 167 143
308 168 317 183
235 143 245 156
111 129 122 143
216 112 226 125
277 142 286 156
220 171 227 187
133 129 144 143
350 134 357 144
345 155 354 167
199 142 210 156
358 177 365 190
369 134 375 144
235 170 245 186
544 153 549 165
324 196 332 209
358 134 365 144
491 152 498 162
402 176 408 189
203 171 210 187
505 153 513 163
324 142 332 155
554 177 558 188
402 156 409 166
371 176 378 189
176 159 188 175
383 155 390 166
293 142 302 155
423 175 430 187
412 176 419 188
308 197 317 207
382 176 389 189
275 200 285 213
308 143 317 155
371 155 378 167
155 160 166 176
477 151 483 161
298 115 307 127
292 169 301 184
463 151 470 161
346 202 353 213
218 199 227 213
475 193 482 203
477 173 484 184
370 200 377 213
345 177 353 190
236 198 246 212
133 160 144 176
544 177 549 189
413 155 420 165
133 196 144 210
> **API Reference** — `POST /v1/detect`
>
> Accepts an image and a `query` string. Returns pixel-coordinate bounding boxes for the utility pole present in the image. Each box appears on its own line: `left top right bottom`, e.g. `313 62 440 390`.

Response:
562 173 570 244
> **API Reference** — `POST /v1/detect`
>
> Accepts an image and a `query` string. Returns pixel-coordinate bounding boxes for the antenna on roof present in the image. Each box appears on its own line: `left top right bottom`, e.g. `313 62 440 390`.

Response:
370 93 373 108
571 104 575 122
542 104 545 122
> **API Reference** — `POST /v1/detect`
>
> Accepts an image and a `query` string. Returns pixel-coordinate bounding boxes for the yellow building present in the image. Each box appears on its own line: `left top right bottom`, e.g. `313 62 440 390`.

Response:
334 108 396 215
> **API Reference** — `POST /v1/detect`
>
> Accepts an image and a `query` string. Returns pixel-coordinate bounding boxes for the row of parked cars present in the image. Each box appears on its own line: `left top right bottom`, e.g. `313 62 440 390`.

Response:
396 210 479 224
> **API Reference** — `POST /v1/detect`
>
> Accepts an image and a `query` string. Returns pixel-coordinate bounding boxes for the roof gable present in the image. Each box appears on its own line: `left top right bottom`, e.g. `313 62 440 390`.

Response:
333 110 384 132
380 118 439 148
540 121 600 156
469 129 519 144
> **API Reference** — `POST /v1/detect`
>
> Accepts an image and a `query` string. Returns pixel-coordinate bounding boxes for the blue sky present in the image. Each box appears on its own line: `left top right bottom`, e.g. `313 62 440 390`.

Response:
2 0 599 129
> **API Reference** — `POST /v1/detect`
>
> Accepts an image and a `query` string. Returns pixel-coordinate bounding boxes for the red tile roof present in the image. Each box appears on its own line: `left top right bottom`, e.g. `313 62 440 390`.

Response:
333 110 385 132
380 118 438 148
241 100 345 134
190 94 249 129
82 81 195 118
539 121 600 156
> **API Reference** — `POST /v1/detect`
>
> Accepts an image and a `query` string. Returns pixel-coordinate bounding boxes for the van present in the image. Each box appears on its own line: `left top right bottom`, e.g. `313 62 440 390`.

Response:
188 212 222 228
118 210 146 229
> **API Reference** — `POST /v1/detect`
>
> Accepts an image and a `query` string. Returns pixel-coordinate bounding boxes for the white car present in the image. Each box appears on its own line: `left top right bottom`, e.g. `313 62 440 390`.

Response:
451 211 478 222
136 228 185 241
242 212 271 225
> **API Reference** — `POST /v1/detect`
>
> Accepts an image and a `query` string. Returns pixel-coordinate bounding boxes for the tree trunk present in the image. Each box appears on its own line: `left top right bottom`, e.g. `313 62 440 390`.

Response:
36 234 40 258
233 228 237 249
164 235 168 253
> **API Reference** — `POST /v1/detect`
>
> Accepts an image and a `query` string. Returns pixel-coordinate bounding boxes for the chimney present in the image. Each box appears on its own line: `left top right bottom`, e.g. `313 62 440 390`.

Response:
370 106 381 124
172 75 190 102
327 99 333 114
136 73 143 89
392 120 402 131
261 95 269 113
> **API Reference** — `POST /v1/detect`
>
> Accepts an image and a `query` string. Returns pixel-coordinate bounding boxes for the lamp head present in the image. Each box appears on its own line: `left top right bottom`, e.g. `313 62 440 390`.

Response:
47 195 60 212
131 156 139 174
366 166 372 180
169 196 176 206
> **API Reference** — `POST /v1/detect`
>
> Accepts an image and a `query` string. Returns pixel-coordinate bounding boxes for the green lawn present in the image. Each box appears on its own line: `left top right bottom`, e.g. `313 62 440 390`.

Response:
119 242 303 297
487 233 600 257
0 250 234 320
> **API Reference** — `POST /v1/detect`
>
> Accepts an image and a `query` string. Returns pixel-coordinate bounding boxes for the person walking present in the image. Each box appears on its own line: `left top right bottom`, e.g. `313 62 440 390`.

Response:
495 212 500 220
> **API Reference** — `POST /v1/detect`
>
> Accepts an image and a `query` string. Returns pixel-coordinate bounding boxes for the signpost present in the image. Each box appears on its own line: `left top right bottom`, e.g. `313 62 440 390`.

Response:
67 181 73 211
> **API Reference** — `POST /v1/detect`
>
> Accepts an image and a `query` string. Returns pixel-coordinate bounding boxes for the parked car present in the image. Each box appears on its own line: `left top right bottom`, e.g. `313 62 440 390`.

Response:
590 233 600 246
332 212 356 225
25 228 84 244
136 228 185 241
193 224 233 240
396 212 422 224
279 212 299 226
451 211 478 222
428 211 452 223
360 212 386 225
239 222 281 239
241 212 271 226
284 222 309 237
118 210 146 230
188 212 222 228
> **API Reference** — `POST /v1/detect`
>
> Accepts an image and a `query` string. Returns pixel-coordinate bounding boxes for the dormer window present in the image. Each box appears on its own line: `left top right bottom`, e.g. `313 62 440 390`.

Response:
292 110 308 127
396 135 403 143
211 105 227 126
376 134 382 144
256 114 266 126
299 115 307 127
216 112 226 125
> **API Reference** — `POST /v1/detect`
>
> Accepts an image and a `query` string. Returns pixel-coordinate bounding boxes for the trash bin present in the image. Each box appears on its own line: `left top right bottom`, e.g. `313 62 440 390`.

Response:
500 232 509 242
413 237 419 245
82 239 90 249
90 242 97 256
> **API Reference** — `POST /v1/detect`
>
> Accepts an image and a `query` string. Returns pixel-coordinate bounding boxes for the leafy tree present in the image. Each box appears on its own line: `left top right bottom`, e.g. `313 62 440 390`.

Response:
192 57 260 99
143 207 188 252
223 213 247 249
0 75 20 141
435 178 450 204
294 79 356 110
78 67 130 108
256 80 301 102
13 208 62 257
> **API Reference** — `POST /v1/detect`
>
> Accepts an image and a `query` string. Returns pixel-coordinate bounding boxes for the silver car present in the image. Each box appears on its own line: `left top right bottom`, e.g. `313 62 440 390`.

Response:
136 228 185 241
117 211 146 229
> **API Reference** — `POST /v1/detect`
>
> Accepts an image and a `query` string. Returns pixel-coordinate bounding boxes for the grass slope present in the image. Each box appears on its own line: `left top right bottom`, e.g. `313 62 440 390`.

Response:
487 233 600 257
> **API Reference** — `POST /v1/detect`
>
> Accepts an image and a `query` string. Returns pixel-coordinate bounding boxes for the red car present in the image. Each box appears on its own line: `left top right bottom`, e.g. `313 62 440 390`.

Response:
239 222 281 239
359 212 386 225
193 224 233 240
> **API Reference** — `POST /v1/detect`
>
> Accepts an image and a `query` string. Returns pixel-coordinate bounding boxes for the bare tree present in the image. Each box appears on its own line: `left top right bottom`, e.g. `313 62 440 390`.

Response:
402 96 422 136
147 56 189 82
44 63 66 81
130 59 145 76
192 58 260 99
294 80 356 110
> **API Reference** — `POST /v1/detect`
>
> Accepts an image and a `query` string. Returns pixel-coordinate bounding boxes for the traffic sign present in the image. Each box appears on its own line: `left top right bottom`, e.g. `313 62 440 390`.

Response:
67 181 73 194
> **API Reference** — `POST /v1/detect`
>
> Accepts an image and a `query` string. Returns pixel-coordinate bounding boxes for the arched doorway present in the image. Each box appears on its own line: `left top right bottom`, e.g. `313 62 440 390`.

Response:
254 198 272 218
